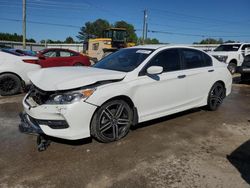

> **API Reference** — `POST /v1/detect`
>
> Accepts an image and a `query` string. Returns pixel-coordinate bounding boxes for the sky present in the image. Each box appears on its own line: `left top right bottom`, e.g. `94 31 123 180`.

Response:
0 0 250 44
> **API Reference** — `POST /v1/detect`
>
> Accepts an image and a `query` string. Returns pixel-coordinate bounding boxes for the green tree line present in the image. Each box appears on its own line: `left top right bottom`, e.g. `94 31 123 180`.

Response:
0 32 36 43
77 18 160 44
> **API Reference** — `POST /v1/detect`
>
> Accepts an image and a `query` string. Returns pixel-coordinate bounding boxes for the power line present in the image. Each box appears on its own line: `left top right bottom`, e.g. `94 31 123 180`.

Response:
149 8 247 26
149 22 250 35
148 29 250 38
0 17 81 28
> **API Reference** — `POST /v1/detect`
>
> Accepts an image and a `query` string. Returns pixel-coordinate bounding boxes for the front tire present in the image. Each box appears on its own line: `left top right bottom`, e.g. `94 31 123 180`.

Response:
207 82 225 111
0 74 22 96
91 100 133 143
228 62 237 74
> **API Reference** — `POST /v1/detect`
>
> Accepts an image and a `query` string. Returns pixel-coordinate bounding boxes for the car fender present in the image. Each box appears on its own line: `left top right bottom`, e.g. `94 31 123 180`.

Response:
86 80 136 108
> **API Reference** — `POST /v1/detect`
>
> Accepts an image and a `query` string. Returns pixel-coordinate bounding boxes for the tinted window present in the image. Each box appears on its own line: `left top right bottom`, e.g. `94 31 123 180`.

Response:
94 48 153 72
203 53 213 66
214 44 241 52
242 45 250 51
182 49 210 69
145 49 181 73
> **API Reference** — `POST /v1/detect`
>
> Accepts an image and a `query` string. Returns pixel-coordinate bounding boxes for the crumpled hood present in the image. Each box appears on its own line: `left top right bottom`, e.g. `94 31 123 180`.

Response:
28 66 126 91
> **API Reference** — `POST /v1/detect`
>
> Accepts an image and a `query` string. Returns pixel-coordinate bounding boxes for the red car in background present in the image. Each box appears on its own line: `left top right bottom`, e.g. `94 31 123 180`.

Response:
37 48 91 68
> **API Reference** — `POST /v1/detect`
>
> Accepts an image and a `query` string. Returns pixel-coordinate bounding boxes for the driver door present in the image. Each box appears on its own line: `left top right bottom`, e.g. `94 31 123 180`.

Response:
132 49 189 122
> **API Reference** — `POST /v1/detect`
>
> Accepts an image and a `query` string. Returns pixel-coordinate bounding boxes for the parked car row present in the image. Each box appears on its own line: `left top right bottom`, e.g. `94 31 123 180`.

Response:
0 48 91 96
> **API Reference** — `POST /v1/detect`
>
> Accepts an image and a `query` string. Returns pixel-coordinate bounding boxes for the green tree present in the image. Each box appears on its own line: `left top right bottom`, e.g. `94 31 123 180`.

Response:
0 32 36 43
113 20 137 43
65 36 74 43
145 38 160 44
138 37 160 44
77 19 110 41
194 38 224 44
224 40 236 43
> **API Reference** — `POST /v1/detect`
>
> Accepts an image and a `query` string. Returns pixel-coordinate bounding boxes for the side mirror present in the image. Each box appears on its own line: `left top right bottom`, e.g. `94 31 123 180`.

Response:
146 66 163 75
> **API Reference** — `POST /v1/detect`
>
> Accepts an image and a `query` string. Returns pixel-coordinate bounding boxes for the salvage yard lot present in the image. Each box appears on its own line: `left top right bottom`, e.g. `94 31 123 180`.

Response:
0 80 250 188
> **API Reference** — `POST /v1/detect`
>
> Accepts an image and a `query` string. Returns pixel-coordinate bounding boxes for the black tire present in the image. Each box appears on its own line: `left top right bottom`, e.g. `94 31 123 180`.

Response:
207 82 226 111
74 63 83 66
0 74 22 96
228 62 237 74
91 100 133 143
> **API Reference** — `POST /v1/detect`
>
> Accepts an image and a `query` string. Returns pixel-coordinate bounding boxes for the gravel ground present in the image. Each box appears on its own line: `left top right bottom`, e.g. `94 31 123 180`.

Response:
0 80 250 188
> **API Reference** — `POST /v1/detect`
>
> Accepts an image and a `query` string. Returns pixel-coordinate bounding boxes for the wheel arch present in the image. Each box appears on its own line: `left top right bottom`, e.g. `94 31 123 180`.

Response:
89 95 138 134
0 71 24 83
229 59 237 65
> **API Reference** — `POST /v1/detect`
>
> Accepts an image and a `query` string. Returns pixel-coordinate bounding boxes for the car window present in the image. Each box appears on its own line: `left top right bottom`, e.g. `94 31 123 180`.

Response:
94 48 153 72
142 49 181 75
59 51 71 57
182 49 210 69
70 52 78 56
203 53 213 66
242 45 250 51
43 50 57 57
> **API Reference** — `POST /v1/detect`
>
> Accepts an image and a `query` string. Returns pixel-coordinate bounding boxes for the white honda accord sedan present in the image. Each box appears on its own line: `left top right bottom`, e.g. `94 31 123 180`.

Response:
19 45 232 144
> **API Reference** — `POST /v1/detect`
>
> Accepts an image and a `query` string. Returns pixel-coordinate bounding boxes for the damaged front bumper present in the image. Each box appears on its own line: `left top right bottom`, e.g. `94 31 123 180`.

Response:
19 112 44 135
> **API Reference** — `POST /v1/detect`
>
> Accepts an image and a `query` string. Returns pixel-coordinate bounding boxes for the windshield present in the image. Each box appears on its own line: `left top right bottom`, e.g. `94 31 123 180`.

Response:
214 44 241 52
94 48 153 72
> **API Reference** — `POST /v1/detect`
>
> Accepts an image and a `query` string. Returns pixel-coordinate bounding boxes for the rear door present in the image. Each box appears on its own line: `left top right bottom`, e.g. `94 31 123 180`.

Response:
39 49 59 68
180 48 214 107
58 50 76 66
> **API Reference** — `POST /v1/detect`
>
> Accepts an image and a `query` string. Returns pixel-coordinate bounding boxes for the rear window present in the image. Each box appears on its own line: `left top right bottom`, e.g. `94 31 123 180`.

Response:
181 49 212 69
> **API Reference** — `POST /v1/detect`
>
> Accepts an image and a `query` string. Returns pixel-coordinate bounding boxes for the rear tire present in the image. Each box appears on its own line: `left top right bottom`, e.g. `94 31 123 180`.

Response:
91 100 133 143
0 74 22 96
207 82 225 111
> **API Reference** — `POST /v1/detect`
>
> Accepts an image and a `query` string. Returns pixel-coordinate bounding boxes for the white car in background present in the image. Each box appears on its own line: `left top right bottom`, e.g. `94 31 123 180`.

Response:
19 45 232 151
209 43 250 73
0 50 41 96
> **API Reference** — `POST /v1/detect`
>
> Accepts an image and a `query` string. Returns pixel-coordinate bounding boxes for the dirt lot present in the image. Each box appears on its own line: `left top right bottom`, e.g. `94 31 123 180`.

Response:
0 79 250 188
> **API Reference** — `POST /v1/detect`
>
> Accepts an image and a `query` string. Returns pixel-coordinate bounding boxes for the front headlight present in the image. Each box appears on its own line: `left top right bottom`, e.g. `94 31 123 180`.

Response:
46 88 96 104
214 55 228 63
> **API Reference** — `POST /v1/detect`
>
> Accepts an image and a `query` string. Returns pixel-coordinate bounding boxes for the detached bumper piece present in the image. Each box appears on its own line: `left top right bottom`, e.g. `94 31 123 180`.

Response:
19 112 44 135
19 113 58 152
19 113 69 134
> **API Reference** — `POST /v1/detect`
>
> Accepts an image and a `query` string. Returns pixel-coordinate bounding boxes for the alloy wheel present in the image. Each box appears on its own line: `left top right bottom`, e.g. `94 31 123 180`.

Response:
208 83 225 110
98 102 131 141
0 77 16 93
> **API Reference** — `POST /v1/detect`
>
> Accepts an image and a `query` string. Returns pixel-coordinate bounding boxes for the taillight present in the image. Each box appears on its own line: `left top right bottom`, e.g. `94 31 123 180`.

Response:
23 59 38 64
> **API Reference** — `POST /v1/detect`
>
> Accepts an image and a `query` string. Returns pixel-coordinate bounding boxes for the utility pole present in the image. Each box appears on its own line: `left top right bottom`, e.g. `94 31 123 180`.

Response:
22 0 26 49
142 9 147 44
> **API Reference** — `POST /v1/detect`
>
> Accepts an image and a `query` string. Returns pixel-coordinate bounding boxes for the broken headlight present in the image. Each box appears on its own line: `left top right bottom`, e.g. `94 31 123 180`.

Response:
46 88 96 105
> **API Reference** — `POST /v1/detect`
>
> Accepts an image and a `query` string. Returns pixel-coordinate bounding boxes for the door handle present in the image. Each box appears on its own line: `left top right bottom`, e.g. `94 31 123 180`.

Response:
177 75 186 79
208 69 214 72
